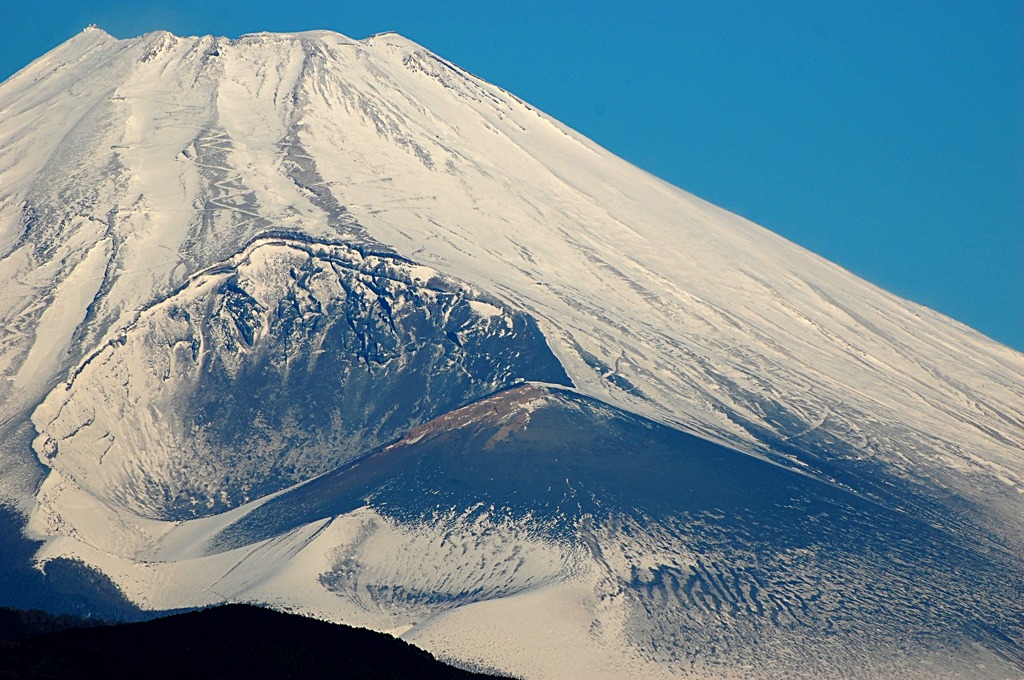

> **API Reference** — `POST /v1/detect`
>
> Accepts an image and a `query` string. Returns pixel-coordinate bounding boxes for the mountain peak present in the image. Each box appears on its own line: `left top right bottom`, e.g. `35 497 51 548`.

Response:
361 30 426 49
1 26 1022 680
237 28 358 43
82 24 113 37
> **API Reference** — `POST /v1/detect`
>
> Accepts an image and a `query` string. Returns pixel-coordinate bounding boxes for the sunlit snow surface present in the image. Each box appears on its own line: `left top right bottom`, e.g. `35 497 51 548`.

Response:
1 27 1023 678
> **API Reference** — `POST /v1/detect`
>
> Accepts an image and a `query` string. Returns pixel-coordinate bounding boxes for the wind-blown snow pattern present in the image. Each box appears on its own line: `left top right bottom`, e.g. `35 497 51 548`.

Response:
1 26 1022 678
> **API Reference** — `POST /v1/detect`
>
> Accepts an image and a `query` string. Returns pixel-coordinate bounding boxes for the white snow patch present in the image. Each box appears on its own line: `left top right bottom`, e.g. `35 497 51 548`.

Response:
468 299 503 319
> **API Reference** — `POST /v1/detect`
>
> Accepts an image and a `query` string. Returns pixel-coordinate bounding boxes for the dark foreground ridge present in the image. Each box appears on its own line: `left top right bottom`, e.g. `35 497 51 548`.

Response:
0 603 512 679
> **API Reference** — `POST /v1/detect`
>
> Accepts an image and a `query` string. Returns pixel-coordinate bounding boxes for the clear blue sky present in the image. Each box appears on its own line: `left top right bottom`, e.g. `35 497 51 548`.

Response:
3 1 1022 351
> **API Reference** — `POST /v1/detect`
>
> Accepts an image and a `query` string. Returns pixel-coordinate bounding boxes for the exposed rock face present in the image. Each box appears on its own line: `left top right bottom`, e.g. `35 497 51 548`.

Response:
32 238 569 519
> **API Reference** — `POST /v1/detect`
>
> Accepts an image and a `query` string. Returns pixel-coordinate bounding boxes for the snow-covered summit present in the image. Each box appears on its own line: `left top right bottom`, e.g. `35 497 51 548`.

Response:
0 28 1022 679
4 27 1020 529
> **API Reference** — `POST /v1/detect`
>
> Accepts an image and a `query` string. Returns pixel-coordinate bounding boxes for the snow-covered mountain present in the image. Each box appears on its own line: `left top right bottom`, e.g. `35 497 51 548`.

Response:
1 26 1022 678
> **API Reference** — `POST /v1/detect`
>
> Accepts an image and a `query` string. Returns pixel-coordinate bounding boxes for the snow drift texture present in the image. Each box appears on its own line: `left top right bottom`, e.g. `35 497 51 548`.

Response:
0 27 1022 679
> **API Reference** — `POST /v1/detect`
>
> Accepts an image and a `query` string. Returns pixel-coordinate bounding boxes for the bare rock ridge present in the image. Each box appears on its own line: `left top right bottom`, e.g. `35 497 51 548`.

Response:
0 26 1021 679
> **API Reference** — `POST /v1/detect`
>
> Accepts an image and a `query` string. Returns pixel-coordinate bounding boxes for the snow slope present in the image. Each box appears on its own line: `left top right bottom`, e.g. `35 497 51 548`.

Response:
1 27 1022 678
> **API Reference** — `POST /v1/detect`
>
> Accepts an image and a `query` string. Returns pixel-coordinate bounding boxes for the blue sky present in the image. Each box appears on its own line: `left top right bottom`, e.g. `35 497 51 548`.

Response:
3 1 1022 350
